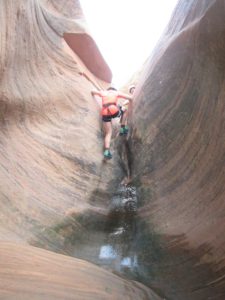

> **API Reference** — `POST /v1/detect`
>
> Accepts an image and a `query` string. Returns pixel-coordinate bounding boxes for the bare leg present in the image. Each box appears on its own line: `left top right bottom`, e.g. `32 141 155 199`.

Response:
120 109 128 126
103 121 112 149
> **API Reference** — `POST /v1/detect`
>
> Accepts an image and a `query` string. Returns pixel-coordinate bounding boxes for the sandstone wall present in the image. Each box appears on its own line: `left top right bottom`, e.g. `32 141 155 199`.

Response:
2 0 225 299
0 242 160 300
131 0 225 299
0 0 121 248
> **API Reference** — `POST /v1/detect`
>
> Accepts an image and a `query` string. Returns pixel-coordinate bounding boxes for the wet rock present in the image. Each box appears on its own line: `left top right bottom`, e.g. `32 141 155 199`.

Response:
0 242 161 300
131 0 225 299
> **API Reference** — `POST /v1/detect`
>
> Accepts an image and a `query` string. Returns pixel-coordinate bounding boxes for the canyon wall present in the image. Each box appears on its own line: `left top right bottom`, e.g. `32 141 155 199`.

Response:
0 1 149 299
0 0 123 249
131 0 225 299
1 0 225 299
0 242 161 300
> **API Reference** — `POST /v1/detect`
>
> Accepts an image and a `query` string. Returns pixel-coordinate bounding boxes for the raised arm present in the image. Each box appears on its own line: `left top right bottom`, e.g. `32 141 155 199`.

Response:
117 92 133 106
117 92 133 101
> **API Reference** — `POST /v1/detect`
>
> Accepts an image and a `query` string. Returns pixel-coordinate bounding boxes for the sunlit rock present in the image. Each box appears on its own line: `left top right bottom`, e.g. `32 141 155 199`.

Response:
0 0 122 249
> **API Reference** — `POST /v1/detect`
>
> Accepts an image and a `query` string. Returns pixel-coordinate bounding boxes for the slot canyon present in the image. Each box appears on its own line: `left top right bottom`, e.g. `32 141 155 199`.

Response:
0 0 225 299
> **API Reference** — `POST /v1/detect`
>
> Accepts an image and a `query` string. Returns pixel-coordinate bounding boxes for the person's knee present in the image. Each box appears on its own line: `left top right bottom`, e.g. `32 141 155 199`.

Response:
103 123 112 134
105 131 112 137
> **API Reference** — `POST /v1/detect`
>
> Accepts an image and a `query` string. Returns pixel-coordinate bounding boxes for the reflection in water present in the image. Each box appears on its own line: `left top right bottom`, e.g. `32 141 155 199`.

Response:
98 185 138 274
99 245 117 259
72 185 138 277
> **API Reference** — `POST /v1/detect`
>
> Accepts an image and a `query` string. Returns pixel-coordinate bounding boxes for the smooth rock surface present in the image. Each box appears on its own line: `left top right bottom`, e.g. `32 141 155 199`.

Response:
131 0 225 299
0 242 161 300
2 0 225 299
0 1 150 299
0 0 120 248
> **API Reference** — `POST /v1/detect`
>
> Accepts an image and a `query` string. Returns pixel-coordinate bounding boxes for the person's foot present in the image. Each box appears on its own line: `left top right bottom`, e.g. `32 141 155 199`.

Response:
119 126 129 136
103 149 112 159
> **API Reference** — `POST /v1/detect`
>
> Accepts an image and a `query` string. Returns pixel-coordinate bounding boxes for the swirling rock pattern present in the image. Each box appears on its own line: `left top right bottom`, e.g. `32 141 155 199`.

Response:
0 0 120 248
2 0 225 299
0 0 147 299
131 0 225 299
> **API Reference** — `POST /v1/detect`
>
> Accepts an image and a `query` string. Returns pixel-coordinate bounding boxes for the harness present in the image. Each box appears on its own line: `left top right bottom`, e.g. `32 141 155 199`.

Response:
102 103 119 116
101 92 119 116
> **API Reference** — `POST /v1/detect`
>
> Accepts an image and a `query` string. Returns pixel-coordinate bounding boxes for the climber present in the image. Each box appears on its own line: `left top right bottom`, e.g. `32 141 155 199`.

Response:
91 86 133 159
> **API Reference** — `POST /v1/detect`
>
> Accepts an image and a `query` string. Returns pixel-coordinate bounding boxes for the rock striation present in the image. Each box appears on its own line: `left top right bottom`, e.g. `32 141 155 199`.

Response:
131 0 225 299
0 242 161 300
0 0 149 299
1 0 225 299
0 0 121 248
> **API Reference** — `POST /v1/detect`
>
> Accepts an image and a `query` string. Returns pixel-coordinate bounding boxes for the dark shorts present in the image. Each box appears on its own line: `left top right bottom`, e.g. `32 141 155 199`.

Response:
102 106 124 122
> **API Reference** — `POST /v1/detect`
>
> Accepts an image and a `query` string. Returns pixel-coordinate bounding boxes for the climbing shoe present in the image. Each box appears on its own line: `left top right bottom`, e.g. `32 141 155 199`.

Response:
103 149 112 160
119 126 129 136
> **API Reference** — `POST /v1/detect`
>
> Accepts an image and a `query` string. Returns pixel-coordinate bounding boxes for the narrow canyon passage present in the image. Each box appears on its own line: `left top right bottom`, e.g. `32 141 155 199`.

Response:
1 0 225 299
70 184 139 279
